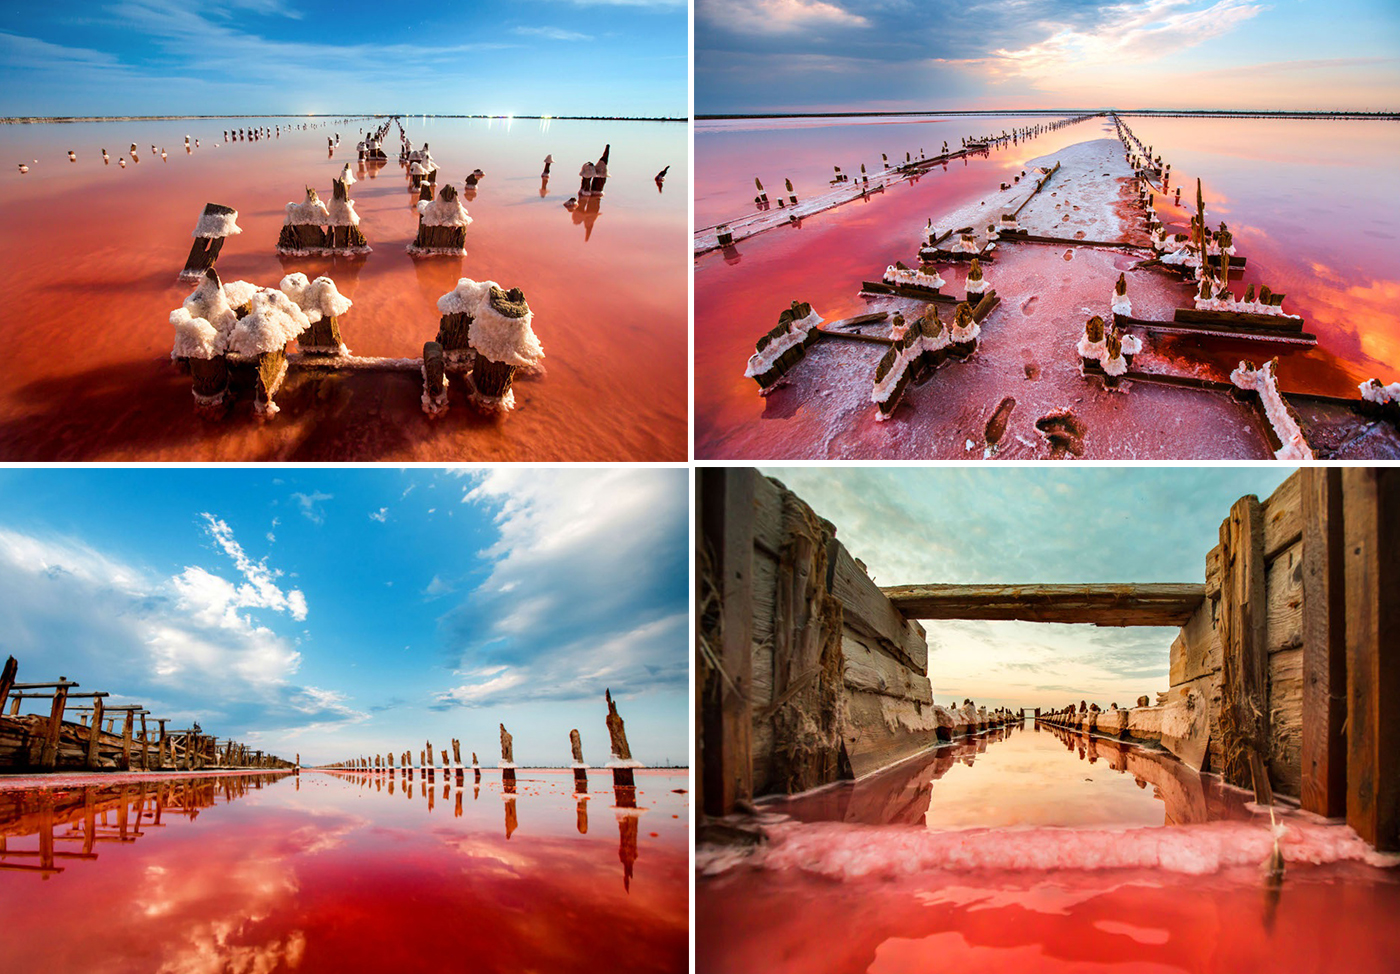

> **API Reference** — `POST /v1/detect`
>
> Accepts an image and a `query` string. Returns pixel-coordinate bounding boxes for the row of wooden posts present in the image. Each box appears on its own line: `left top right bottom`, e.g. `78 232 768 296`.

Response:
0 655 291 773
320 689 640 788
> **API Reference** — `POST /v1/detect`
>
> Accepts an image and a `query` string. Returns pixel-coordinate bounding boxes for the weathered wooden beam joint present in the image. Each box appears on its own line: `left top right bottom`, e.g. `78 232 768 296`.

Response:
882 583 1206 627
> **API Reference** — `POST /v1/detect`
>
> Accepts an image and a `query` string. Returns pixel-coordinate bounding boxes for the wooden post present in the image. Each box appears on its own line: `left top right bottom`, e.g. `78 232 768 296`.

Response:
605 689 635 788
0 656 16 713
139 713 149 770
1301 468 1347 818
86 696 105 769
570 729 588 791
451 738 462 768
1342 469 1400 851
500 724 515 786
40 681 71 768
698 468 755 818
121 711 134 771
1218 495 1273 804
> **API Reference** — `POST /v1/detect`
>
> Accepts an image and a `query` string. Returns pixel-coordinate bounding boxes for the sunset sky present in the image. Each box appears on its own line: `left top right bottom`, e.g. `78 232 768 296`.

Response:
698 0 1400 114
760 466 1293 712
0 0 687 117
0 467 688 767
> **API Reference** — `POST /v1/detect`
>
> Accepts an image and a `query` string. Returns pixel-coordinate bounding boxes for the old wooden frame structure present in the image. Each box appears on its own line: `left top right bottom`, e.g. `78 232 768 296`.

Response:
697 467 1398 851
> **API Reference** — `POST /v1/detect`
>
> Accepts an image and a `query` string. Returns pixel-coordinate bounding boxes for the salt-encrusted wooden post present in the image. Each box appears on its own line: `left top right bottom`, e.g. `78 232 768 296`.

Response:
570 729 589 792
181 204 242 280
452 739 464 784
278 187 330 254
327 177 370 252
592 145 610 195
743 300 822 393
409 184 472 255
435 279 545 413
426 739 435 780
225 287 310 418
473 751 481 783
500 724 516 788
605 689 637 788
422 341 449 418
172 269 232 417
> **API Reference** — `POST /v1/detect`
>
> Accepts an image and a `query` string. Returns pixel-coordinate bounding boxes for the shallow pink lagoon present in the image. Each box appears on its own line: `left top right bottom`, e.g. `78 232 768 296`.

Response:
694 113 1400 459
0 116 687 460
698 721 1400 974
2 769 689 972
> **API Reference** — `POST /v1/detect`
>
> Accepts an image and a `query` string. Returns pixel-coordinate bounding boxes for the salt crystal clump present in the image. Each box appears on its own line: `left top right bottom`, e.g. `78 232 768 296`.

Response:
744 307 823 380
182 273 238 336
418 194 473 228
326 194 360 227
1231 360 1315 460
279 273 352 323
884 264 944 290
227 289 310 356
1359 378 1400 405
193 206 242 238
438 279 544 370
338 162 356 186
284 191 329 226
170 308 222 359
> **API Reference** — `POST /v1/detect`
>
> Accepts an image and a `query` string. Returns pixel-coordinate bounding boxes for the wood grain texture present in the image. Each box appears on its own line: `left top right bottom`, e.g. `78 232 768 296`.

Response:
833 546 928 675
885 583 1204 627
1300 467 1346 818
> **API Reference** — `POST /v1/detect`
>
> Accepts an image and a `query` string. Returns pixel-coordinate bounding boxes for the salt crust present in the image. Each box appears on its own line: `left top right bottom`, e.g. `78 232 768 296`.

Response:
1231 360 1315 460
437 279 544 368
192 208 242 238
744 311 823 378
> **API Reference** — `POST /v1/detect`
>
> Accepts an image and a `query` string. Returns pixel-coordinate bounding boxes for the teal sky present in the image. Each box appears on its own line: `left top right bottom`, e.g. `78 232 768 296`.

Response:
760 466 1294 712
1 0 687 117
697 0 1400 113
0 467 688 767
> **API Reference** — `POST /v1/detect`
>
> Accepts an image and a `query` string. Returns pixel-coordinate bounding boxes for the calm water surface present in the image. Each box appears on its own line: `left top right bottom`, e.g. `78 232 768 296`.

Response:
0 116 687 460
1 769 688 972
698 720 1400 973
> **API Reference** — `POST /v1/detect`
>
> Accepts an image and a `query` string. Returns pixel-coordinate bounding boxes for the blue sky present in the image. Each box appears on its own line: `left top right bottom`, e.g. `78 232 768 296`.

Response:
697 0 1400 114
0 467 689 767
760 466 1294 712
0 0 687 117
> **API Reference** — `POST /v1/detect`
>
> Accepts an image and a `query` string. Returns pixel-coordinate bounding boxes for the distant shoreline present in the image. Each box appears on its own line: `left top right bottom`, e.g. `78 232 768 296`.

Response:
2 113 687 125
698 109 1399 121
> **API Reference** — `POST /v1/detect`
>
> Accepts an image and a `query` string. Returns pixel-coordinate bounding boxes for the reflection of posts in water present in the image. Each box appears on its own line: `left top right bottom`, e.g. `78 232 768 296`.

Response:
428 783 435 813
504 796 518 839
570 195 602 241
473 751 481 784
455 790 462 818
540 175 549 198
605 688 636 788
474 784 480 801
615 805 640 892
577 797 589 834
570 728 589 792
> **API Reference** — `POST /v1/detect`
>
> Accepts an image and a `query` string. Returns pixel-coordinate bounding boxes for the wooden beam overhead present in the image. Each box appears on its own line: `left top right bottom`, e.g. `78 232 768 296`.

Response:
881 583 1205 627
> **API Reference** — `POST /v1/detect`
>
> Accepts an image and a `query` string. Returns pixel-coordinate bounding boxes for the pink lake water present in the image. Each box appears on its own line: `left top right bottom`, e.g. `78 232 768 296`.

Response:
0 116 687 460
1 768 689 972
697 720 1400 973
694 113 1400 459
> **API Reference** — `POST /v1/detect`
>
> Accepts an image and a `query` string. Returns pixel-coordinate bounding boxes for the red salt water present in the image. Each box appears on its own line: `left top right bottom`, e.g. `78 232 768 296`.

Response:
0 116 687 460
0 769 689 972
695 114 1400 458
697 720 1400 973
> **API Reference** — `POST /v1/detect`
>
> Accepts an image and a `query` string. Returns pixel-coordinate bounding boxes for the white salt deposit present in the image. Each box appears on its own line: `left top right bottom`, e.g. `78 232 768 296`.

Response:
338 162 356 186
744 311 823 378
417 196 473 228
1111 292 1132 316
1102 353 1128 376
437 279 544 368
1359 378 1400 404
182 274 238 336
1120 333 1143 356
965 277 990 295
326 196 360 227
285 195 329 226
606 755 644 769
884 265 945 290
227 289 311 356
169 308 222 359
1077 336 1107 360
280 273 352 322
1231 361 1315 460
192 208 242 238
950 318 980 344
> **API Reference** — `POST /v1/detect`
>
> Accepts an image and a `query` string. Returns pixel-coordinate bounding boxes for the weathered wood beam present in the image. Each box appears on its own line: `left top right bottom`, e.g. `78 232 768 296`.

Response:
881 583 1204 627
699 468 755 817
0 656 16 713
1218 495 1273 804
1301 468 1347 818
1342 469 1400 851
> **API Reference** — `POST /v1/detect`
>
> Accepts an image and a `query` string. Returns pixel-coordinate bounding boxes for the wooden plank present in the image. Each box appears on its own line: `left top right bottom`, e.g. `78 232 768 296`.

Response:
842 690 942 779
1262 471 1303 562
698 468 756 816
1217 495 1273 803
1268 646 1304 797
884 582 1204 627
1264 539 1304 655
39 685 69 768
1173 307 1305 332
1169 599 1219 686
1300 467 1346 818
831 544 927 675
842 632 933 704
0 657 15 714
1116 314 1317 346
1342 468 1400 851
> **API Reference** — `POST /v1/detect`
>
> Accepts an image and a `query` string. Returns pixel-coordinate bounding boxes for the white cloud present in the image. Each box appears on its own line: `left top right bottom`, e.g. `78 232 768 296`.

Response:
368 507 388 523
699 0 869 34
197 514 308 622
514 26 593 41
290 491 332 524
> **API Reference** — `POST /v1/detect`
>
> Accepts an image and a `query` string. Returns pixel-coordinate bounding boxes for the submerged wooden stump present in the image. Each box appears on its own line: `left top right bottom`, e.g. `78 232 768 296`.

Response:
181 203 241 279
189 356 230 416
254 349 288 416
